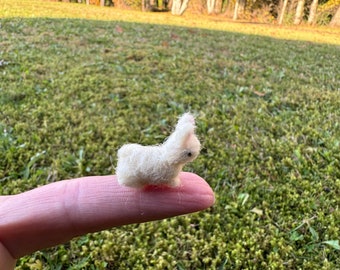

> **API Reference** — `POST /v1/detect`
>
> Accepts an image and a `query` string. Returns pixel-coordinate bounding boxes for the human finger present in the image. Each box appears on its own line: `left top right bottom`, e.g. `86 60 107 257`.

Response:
0 172 214 259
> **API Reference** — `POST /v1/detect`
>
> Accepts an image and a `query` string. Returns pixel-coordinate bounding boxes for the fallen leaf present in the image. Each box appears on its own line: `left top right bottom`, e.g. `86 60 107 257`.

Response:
187 29 197 34
161 41 169 48
171 33 180 40
322 240 340 250
250 207 263 216
253 91 266 97
115 25 124 34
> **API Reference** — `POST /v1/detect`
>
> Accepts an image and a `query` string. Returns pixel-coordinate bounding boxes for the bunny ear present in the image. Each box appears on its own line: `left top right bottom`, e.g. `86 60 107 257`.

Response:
162 113 199 150
179 128 195 147
176 113 195 128
172 124 194 146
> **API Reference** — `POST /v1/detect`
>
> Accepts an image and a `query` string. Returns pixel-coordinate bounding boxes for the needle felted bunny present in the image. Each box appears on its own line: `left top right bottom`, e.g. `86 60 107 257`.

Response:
116 113 201 188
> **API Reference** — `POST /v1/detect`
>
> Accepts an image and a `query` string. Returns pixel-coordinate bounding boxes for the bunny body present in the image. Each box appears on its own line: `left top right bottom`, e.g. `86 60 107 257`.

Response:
116 113 201 188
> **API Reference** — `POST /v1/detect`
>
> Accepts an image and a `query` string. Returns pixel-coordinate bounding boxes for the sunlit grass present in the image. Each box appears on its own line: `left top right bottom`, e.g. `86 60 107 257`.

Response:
1 0 340 45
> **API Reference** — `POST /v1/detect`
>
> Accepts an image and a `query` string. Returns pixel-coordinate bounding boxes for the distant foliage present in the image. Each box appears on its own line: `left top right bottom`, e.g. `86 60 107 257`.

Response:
317 0 340 24
47 0 340 25
121 0 142 8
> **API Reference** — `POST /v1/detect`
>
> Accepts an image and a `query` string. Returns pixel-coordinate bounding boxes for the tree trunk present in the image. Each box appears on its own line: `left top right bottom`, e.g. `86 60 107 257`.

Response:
142 0 151 11
294 0 305 24
307 0 318 24
287 0 296 14
171 0 190 15
100 0 105 6
86 0 90 5
233 0 245 20
239 0 246 13
278 0 289 25
179 0 189 14
330 5 340 26
167 0 172 9
233 0 240 20
214 0 222 13
207 0 216 14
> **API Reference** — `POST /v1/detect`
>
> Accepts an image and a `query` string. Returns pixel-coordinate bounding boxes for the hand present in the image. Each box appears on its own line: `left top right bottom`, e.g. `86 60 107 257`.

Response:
0 172 214 269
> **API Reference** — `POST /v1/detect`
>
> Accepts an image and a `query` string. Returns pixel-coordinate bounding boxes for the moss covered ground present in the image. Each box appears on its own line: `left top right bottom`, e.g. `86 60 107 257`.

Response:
0 0 340 269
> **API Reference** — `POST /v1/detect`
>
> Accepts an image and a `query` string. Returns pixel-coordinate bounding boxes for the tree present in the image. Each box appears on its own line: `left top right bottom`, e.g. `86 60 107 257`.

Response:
171 0 190 14
330 5 340 26
207 0 216 14
233 0 246 20
142 0 151 11
233 0 240 19
278 0 289 24
100 0 105 5
214 0 223 13
294 0 305 24
308 0 318 24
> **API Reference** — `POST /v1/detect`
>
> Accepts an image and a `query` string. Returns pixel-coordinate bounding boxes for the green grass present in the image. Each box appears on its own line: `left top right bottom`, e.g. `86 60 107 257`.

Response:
1 1 340 269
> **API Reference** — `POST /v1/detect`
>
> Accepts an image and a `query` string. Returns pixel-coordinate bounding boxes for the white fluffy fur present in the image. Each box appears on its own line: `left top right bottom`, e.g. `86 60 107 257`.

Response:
116 113 201 188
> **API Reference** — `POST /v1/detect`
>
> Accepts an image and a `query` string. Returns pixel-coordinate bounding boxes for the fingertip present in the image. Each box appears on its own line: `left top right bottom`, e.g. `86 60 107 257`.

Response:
178 172 216 208
121 172 215 215
130 172 215 210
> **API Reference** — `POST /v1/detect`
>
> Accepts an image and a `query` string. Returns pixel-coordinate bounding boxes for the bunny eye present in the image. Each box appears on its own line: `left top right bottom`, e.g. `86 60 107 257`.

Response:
187 152 192 157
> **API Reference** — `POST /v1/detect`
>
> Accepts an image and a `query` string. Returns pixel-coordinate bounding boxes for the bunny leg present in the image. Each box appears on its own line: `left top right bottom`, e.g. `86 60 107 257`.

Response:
168 176 181 187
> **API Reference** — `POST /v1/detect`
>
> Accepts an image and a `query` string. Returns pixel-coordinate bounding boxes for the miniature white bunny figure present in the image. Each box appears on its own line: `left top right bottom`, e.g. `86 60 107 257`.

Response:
116 113 201 188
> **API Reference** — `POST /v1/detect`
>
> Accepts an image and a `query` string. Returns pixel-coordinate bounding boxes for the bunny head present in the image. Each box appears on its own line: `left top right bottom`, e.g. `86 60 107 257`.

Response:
162 113 201 165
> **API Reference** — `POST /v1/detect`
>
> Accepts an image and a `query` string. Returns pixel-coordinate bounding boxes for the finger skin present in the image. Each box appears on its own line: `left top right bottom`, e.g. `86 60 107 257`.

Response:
0 242 16 270
0 172 214 259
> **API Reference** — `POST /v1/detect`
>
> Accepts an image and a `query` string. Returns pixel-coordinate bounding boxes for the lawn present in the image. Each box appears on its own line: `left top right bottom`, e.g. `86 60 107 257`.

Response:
1 0 340 269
